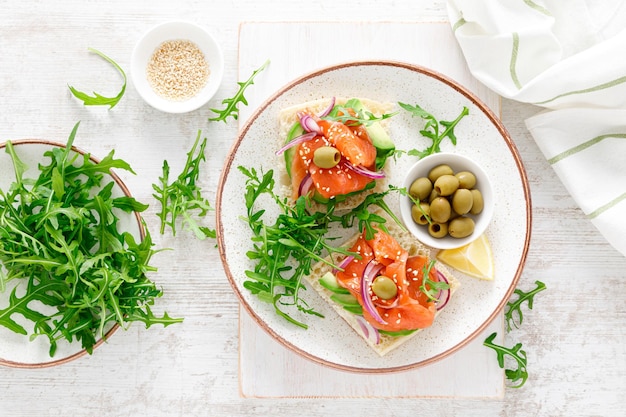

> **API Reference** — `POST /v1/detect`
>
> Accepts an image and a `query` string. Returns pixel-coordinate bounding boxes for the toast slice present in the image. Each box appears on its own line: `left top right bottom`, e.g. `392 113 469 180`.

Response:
277 97 395 213
303 212 460 356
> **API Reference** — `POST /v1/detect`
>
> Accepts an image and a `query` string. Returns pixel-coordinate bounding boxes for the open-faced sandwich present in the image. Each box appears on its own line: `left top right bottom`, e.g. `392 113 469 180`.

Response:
304 211 460 356
276 97 396 212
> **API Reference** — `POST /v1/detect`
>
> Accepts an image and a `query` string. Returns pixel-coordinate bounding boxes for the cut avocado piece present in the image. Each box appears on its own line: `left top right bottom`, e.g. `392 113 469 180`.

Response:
319 272 350 294
344 98 395 151
330 292 360 308
284 122 305 179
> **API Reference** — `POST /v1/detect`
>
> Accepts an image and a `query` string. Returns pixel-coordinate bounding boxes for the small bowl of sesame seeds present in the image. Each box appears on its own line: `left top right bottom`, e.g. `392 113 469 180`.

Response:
131 21 224 113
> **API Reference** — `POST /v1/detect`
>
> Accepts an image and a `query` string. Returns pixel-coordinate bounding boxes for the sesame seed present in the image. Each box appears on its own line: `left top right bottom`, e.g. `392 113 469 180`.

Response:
146 39 210 101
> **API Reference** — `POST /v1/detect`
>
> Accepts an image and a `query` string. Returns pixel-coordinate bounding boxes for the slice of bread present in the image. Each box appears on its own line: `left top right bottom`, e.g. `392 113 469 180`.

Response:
303 211 460 356
277 97 394 213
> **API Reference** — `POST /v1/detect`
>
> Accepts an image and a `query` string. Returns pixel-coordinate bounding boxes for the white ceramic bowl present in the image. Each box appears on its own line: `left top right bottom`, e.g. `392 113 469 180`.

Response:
130 21 224 113
400 152 494 250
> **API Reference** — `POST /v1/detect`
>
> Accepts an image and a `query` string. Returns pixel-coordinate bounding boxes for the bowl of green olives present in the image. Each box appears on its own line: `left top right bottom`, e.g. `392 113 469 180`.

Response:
400 152 494 250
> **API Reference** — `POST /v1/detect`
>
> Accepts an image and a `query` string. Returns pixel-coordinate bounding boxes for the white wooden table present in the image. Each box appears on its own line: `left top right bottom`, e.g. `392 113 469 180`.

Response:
1 1 625 416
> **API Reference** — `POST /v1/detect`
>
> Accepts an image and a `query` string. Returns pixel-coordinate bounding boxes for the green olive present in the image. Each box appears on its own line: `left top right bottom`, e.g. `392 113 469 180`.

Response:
371 275 398 300
452 188 473 215
456 171 477 189
434 174 460 196
428 222 448 238
428 164 454 183
428 188 440 203
449 217 475 238
411 202 430 225
313 146 341 168
429 196 451 223
409 177 433 201
470 189 484 215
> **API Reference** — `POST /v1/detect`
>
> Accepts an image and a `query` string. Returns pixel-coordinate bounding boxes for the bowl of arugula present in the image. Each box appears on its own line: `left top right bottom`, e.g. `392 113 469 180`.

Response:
0 124 181 368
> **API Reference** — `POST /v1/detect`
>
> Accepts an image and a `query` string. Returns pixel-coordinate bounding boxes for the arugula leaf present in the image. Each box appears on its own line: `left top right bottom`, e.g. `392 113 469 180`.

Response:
239 168 413 328
505 280 547 332
152 130 216 239
332 186 406 240
323 104 398 127
419 259 450 302
484 332 529 388
0 275 66 336
239 167 359 328
397 103 469 159
483 281 546 388
209 59 269 122
68 47 127 109
0 122 182 357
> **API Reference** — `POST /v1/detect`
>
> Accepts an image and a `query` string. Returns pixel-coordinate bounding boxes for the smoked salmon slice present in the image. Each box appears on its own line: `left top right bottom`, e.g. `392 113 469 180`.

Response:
290 135 374 200
335 228 438 332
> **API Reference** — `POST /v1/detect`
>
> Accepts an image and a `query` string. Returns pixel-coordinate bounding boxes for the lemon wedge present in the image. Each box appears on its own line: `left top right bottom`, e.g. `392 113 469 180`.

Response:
436 234 495 280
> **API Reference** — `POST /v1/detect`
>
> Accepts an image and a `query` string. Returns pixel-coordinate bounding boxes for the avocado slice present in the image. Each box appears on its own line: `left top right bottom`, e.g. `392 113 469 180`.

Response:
343 98 395 170
284 122 305 179
319 272 350 294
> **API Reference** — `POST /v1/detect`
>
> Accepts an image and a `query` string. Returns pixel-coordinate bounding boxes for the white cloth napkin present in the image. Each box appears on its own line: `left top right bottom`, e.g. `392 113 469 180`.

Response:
446 0 626 257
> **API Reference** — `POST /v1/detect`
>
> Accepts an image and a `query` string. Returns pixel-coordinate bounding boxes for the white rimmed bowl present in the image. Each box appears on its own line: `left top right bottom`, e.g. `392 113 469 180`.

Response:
0 140 143 368
400 152 495 250
130 21 224 113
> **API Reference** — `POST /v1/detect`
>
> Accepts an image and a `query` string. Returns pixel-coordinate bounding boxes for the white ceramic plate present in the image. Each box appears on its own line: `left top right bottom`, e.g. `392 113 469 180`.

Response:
0 140 143 368
217 61 531 372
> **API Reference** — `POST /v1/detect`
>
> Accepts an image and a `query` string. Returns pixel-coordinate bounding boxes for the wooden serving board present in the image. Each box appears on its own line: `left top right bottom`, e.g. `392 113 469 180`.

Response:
237 21 505 398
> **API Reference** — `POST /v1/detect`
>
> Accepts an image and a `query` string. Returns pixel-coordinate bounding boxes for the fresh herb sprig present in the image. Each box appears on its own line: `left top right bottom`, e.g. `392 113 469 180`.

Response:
419 259 450 302
239 168 410 328
239 167 350 328
152 131 216 240
505 280 547 332
324 105 397 127
484 332 528 388
0 122 182 356
68 48 127 109
209 59 270 122
333 186 405 240
397 103 469 159
484 280 547 388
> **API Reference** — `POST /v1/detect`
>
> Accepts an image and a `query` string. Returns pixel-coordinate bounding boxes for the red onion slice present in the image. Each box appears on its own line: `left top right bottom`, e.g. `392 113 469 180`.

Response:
362 260 398 309
355 315 381 345
332 255 355 274
298 114 322 134
275 131 317 155
363 259 384 282
360 260 387 325
345 162 386 179
317 97 336 118
298 174 314 197
435 269 451 311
